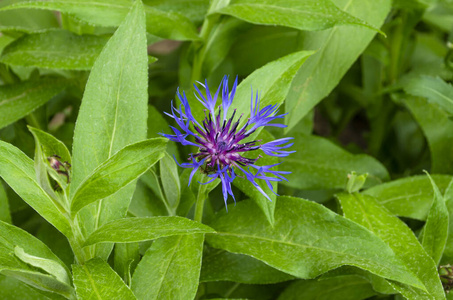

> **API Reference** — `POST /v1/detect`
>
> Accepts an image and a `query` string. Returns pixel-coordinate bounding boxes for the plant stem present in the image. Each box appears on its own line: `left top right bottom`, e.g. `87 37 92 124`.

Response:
67 217 88 264
194 182 208 223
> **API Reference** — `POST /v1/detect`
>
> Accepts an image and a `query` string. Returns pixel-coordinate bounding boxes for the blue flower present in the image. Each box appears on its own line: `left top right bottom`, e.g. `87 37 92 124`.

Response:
161 76 294 207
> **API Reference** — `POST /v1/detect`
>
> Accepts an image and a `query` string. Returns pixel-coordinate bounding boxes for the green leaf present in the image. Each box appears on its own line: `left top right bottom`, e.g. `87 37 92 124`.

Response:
159 152 181 211
29 126 72 198
84 217 215 246
285 0 391 132
200 248 295 284
0 141 71 236
404 75 453 115
1 270 74 299
443 179 453 264
72 258 136 300
143 6 200 41
70 138 168 215
129 180 168 217
0 30 110 70
0 220 74 298
70 0 148 260
278 275 376 300
0 182 11 224
282 133 389 190
421 173 449 265
0 275 50 300
213 0 379 32
227 50 314 128
404 96 453 173
191 50 313 127
114 243 140 286
233 130 278 224
364 174 453 220
0 78 68 130
131 234 204 300
14 246 69 285
0 9 59 33
206 197 424 289
336 193 445 299
0 0 199 40
143 0 209 24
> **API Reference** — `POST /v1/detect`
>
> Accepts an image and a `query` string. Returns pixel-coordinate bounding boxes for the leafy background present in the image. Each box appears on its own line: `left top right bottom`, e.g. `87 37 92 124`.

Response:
0 0 452 299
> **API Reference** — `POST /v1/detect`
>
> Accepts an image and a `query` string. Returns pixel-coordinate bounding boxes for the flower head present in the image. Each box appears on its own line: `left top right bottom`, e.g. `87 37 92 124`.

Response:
161 76 294 207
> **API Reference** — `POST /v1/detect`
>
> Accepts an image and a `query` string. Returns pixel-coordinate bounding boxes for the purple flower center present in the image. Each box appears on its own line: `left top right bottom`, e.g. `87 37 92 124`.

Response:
161 75 295 206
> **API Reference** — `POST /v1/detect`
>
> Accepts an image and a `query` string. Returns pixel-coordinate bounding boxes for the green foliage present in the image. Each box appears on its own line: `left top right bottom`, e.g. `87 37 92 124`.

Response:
0 0 452 299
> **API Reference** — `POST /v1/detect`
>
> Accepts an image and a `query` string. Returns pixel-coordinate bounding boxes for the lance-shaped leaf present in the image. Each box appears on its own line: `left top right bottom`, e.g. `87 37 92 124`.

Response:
84 217 215 246
0 78 68 130
233 130 278 225
0 30 110 70
0 9 58 33
285 0 391 132
72 258 136 300
230 50 313 128
404 75 453 115
2 270 75 299
70 138 168 215
69 0 149 260
0 220 74 298
0 182 11 224
443 179 453 264
206 197 424 289
405 96 453 173
191 50 314 127
337 193 445 299
364 174 453 220
0 141 71 236
421 174 449 265
131 234 204 300
0 0 199 40
213 0 379 32
159 152 181 211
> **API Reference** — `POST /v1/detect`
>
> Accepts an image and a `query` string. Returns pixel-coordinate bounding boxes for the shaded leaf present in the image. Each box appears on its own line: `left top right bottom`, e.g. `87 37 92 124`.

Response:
285 0 391 131
1 30 110 70
0 9 58 33
278 275 376 300
404 96 453 173
0 0 199 40
404 75 453 115
0 182 11 224
159 152 181 211
200 248 295 284
283 133 389 190
0 78 68 130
